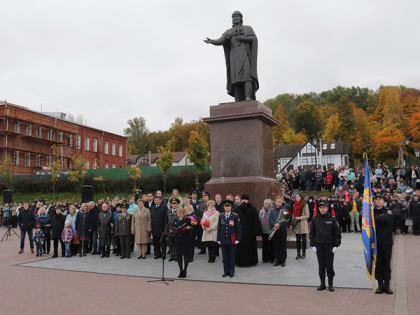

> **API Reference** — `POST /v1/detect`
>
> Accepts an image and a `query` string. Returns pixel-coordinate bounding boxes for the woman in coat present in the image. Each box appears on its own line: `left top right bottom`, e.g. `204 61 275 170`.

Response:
293 194 310 259
200 200 220 263
51 207 66 258
131 200 151 259
37 206 52 255
75 203 92 256
172 207 192 278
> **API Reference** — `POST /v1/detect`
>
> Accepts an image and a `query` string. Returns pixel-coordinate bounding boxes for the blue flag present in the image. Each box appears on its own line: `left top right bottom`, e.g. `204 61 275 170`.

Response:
361 153 377 288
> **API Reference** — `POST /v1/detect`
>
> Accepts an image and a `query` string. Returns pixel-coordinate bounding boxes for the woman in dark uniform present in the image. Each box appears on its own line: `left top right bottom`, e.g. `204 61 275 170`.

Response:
171 207 193 278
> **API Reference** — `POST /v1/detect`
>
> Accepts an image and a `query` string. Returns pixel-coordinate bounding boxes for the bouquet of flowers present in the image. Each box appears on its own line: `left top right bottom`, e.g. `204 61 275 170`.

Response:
268 210 291 240
200 218 210 228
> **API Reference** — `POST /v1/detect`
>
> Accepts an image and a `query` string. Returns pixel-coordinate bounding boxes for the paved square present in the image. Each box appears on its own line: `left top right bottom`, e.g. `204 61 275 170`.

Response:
20 233 371 289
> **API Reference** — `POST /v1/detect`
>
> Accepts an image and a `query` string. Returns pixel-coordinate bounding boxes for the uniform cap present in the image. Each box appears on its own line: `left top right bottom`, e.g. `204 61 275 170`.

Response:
318 201 329 208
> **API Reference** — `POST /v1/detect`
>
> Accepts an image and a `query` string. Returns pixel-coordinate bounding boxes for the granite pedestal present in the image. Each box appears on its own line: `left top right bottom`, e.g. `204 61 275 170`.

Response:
203 100 282 208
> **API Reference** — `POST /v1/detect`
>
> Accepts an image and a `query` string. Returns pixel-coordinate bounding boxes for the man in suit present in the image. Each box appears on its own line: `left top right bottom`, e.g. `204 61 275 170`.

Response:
150 196 167 259
144 192 155 255
116 203 132 259
217 200 242 278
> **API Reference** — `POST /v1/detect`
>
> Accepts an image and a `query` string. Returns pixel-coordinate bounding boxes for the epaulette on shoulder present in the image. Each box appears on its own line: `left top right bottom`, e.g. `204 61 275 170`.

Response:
231 212 238 216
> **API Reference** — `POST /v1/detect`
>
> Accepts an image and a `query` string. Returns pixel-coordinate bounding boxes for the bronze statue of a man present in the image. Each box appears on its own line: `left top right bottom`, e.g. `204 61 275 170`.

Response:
204 11 259 102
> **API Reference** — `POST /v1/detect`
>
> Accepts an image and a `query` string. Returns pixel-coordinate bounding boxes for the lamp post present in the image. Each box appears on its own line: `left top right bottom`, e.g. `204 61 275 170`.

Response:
405 138 410 168
313 138 318 169
415 148 420 159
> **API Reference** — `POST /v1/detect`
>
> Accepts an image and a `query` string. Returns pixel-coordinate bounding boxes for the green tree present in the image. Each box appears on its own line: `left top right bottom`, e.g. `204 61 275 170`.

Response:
127 165 142 192
187 130 208 188
157 141 174 195
335 97 355 142
0 155 13 190
294 101 322 139
69 154 86 193
124 116 150 154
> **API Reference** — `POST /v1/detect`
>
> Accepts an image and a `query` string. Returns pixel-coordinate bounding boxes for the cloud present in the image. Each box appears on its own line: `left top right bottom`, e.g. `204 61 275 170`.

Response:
0 0 419 135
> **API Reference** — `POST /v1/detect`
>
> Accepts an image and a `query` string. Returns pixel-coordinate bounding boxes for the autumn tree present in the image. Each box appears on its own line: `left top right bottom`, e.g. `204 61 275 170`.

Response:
335 97 355 142
50 144 62 196
408 112 420 149
323 113 341 142
272 104 290 145
282 127 296 144
374 125 404 164
295 131 308 144
127 165 142 192
157 141 174 195
69 154 86 193
0 155 13 190
294 101 322 140
187 130 208 188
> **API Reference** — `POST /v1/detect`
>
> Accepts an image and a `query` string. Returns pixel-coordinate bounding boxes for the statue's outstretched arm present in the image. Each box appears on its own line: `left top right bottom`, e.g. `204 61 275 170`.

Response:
204 34 226 46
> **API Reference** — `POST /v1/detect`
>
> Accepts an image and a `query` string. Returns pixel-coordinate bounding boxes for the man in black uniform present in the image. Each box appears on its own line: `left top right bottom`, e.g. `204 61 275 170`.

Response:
310 201 341 292
373 193 394 294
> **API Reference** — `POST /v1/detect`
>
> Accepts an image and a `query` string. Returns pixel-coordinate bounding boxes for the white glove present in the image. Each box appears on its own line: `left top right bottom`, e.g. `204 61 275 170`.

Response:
217 241 221 245
332 247 338 253
235 240 239 244
312 247 317 253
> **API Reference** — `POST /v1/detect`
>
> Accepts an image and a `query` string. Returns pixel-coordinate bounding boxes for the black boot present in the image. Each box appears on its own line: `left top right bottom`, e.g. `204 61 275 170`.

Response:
295 249 301 260
182 259 189 278
301 249 306 259
328 277 335 292
317 278 326 291
375 280 384 294
177 258 183 278
384 280 393 294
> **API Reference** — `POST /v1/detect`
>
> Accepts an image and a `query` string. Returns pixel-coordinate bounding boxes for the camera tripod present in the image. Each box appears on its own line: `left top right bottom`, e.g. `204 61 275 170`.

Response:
1 209 20 242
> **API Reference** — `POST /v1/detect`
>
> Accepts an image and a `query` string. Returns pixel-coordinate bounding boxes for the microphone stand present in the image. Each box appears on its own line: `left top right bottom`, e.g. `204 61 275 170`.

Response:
1 207 20 242
148 220 174 285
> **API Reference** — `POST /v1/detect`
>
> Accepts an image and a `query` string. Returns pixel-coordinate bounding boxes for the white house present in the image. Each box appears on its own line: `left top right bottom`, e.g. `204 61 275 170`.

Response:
274 140 350 171
127 152 194 167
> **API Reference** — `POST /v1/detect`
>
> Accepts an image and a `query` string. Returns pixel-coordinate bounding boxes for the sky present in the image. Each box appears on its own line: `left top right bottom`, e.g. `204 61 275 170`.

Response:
1 0 419 136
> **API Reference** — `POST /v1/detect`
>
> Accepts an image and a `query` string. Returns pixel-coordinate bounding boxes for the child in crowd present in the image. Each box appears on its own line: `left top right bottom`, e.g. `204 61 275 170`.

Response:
61 221 74 258
33 223 45 257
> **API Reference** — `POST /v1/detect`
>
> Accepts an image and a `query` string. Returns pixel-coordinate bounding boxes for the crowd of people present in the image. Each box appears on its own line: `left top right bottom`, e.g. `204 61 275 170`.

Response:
1 163 419 293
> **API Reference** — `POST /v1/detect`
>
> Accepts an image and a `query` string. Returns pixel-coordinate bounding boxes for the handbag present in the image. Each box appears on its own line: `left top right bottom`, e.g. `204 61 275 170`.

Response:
72 232 80 245
405 219 413 226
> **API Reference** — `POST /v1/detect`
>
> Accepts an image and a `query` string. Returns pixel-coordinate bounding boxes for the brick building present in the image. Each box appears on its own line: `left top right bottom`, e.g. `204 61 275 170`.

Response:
0 101 127 175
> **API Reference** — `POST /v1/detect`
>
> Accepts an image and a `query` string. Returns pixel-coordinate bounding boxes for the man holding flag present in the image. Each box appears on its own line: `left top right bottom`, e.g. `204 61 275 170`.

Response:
373 193 394 294
362 153 394 295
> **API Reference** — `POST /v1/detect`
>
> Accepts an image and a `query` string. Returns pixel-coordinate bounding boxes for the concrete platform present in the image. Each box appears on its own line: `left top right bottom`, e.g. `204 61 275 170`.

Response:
20 233 371 289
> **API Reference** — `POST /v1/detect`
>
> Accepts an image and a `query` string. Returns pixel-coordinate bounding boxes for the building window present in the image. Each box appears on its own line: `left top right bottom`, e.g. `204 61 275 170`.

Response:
24 153 31 167
68 135 73 147
36 127 42 138
76 135 81 149
86 161 90 169
105 163 109 169
323 143 327 150
13 151 19 165
331 143 336 149
58 132 63 142
35 154 41 167
93 139 98 152
112 163 115 168
118 144 123 157
85 137 90 151
93 160 98 169
26 124 32 136
13 121 20 133
104 142 109 154
112 143 116 156
47 129 53 141
46 155 52 165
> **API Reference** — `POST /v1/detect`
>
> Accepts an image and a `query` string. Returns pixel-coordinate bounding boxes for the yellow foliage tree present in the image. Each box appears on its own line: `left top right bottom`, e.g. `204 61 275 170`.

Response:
323 113 341 142
374 125 404 163
272 104 290 145
282 127 296 144
408 112 420 150
295 131 308 144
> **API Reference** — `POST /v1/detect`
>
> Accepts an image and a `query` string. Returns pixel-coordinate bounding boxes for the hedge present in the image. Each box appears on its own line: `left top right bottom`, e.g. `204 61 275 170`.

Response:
0 170 211 195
